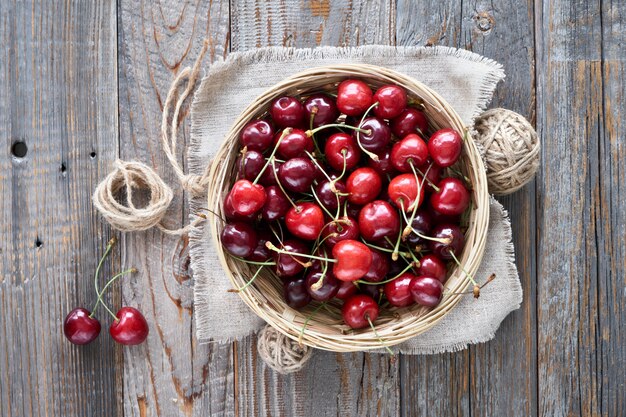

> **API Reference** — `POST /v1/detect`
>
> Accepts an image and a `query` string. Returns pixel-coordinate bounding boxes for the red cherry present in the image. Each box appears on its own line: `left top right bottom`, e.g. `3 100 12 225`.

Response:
418 160 443 193
341 294 379 329
384 273 416 307
336 280 359 300
361 249 390 282
304 94 339 127
224 194 257 223
429 224 465 260
285 203 325 241
387 173 425 212
368 147 398 177
373 85 407 119
352 117 391 153
404 209 433 247
109 307 149 345
240 119 274 152
278 157 317 193
428 128 463 167
247 230 273 262
305 270 340 301
236 150 265 181
259 160 282 186
314 180 348 212
63 308 101 345
284 276 312 309
274 240 310 278
270 96 305 128
220 222 258 258
418 254 447 282
430 177 471 216
332 239 372 281
391 108 429 138
359 284 385 303
346 167 382 205
324 133 361 171
410 276 443 307
228 179 267 216
345 202 362 219
336 79 374 116
358 200 400 241
390 133 429 172
275 128 314 159
261 185 290 221
321 216 360 248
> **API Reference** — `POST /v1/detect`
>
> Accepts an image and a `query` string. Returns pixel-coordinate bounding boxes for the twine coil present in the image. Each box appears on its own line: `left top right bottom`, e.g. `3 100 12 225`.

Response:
257 325 312 374
474 108 540 195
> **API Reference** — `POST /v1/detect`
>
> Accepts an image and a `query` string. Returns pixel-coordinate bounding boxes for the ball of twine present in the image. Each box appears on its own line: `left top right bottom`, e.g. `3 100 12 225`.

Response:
257 325 312 374
474 108 540 195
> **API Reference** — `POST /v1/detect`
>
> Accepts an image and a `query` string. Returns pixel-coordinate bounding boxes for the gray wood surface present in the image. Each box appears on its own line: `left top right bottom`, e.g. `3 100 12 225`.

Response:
0 0 624 416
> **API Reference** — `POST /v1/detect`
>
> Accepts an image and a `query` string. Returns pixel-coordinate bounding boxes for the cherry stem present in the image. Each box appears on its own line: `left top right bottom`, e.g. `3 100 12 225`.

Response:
306 123 371 137
414 163 440 193
265 242 337 263
271 158 299 210
229 265 265 293
90 268 137 319
310 251 329 291
311 185 335 219
366 315 395 358
298 302 327 346
356 262 416 285
253 128 291 184
228 255 276 266
91 237 116 318
360 239 411 258
355 101 381 161
391 222 403 261
448 249 478 287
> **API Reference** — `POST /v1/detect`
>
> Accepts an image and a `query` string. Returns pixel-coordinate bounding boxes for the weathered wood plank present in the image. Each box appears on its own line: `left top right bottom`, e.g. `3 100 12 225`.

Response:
0 1 120 416
116 1 231 416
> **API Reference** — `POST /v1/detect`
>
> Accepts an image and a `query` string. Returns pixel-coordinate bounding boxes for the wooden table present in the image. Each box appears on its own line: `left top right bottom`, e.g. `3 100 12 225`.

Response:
1 1 624 415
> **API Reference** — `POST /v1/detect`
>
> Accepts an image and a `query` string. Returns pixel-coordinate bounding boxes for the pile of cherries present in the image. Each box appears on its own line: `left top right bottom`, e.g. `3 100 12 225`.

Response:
221 79 472 331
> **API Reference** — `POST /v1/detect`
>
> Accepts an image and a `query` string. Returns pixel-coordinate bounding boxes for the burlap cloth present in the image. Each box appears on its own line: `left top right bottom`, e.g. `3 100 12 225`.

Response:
189 46 522 354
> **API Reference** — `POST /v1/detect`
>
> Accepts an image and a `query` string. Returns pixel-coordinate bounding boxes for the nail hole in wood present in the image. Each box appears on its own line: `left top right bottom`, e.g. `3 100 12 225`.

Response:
35 237 43 248
90 151 97 159
11 141 28 158
60 163 67 175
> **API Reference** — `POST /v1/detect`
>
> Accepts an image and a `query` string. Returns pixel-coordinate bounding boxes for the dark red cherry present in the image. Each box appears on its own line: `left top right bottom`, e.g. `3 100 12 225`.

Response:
305 270 340 301
109 307 149 345
285 203 325 241
275 128 314 159
361 249 390 282
304 94 339 128
63 308 101 345
332 239 372 281
236 150 265 181
429 224 465 260
428 128 462 167
387 173 424 212
430 177 471 216
274 240 310 278
270 96 305 128
314 180 348 212
336 79 374 116
278 157 317 193
345 202 362 219
224 194 257 223
284 276 312 309
358 200 400 241
346 167 382 205
418 254 447 282
373 85 407 119
248 230 273 262
410 276 443 307
228 179 267 215
427 204 461 225
259 160 282 186
342 294 379 329
384 273 416 307
418 160 443 193
359 284 385 304
390 133 428 172
335 280 358 300
220 222 258 258
240 119 274 152
352 117 391 153
368 147 397 177
388 260 413 277
404 209 433 246
391 108 429 138
261 185 290 221
324 133 361 172
322 216 360 248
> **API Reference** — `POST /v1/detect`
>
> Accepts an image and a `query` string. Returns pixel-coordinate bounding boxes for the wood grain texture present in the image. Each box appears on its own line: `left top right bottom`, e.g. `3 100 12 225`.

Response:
0 1 120 416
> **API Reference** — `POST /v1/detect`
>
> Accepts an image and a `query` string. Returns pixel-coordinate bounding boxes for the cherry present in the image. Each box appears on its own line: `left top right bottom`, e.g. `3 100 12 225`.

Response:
305 270 340 301
284 276 312 309
345 202 362 220
384 273 416 307
278 157 317 193
63 308 101 345
336 79 374 116
387 173 424 212
314 179 347 212
240 119 274 152
346 167 382 205
409 276 443 307
373 85 407 119
332 239 372 281
259 160 282 186
220 222 258 258
304 94 339 127
224 194 258 223
285 203 325 240
335 280 358 300
430 178 471 216
429 224 465 260
236 150 265 181
353 117 391 153
404 209 433 246
427 204 461 225
390 133 428 172
428 128 462 167
324 133 361 172
388 260 413 278
360 283 385 303
417 254 447 282
358 200 400 241
368 147 397 177
274 239 310 278
418 160 443 193
390 108 429 138
261 185 290 221
228 179 267 215
275 128 314 159
341 294 379 329
361 249 390 282
109 307 149 345
270 96 305 128
247 230 274 262
321 216 360 248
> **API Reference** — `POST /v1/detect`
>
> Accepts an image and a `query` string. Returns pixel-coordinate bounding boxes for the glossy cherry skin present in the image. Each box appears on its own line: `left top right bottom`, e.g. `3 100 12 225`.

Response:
321 217 360 248
63 308 101 345
336 79 374 116
390 133 429 172
259 160 282 186
109 307 149 345
428 128 462 167
236 150 265 181
248 230 273 262
221 222 258 258
373 85 407 119
270 96 305 128
305 270 340 301
387 173 425 212
404 209 433 247
418 254 447 282
353 117 391 153
314 180 347 212
324 133 361 171
335 280 359 300
284 276 312 309
361 249 390 283
274 240 310 278
332 239 372 281
224 194 258 223
341 294 379 329
346 167 382 205
390 108 429 138
240 119 274 152
368 148 397 177
430 178 471 216
410 276 443 307
384 273 416 307
261 185 290 221
285 203 325 241
228 179 267 216
429 224 465 260
278 157 317 193
304 94 339 128
275 128 314 159
358 200 400 241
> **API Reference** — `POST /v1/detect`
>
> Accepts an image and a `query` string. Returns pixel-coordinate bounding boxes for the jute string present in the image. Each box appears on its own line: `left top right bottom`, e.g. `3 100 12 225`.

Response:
257 325 312 374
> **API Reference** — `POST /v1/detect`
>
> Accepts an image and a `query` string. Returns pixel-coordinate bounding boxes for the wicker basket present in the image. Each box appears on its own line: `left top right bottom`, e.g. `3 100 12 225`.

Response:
206 64 489 352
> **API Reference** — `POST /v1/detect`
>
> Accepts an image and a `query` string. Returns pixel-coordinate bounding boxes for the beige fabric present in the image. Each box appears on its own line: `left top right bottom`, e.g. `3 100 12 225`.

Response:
189 46 521 354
